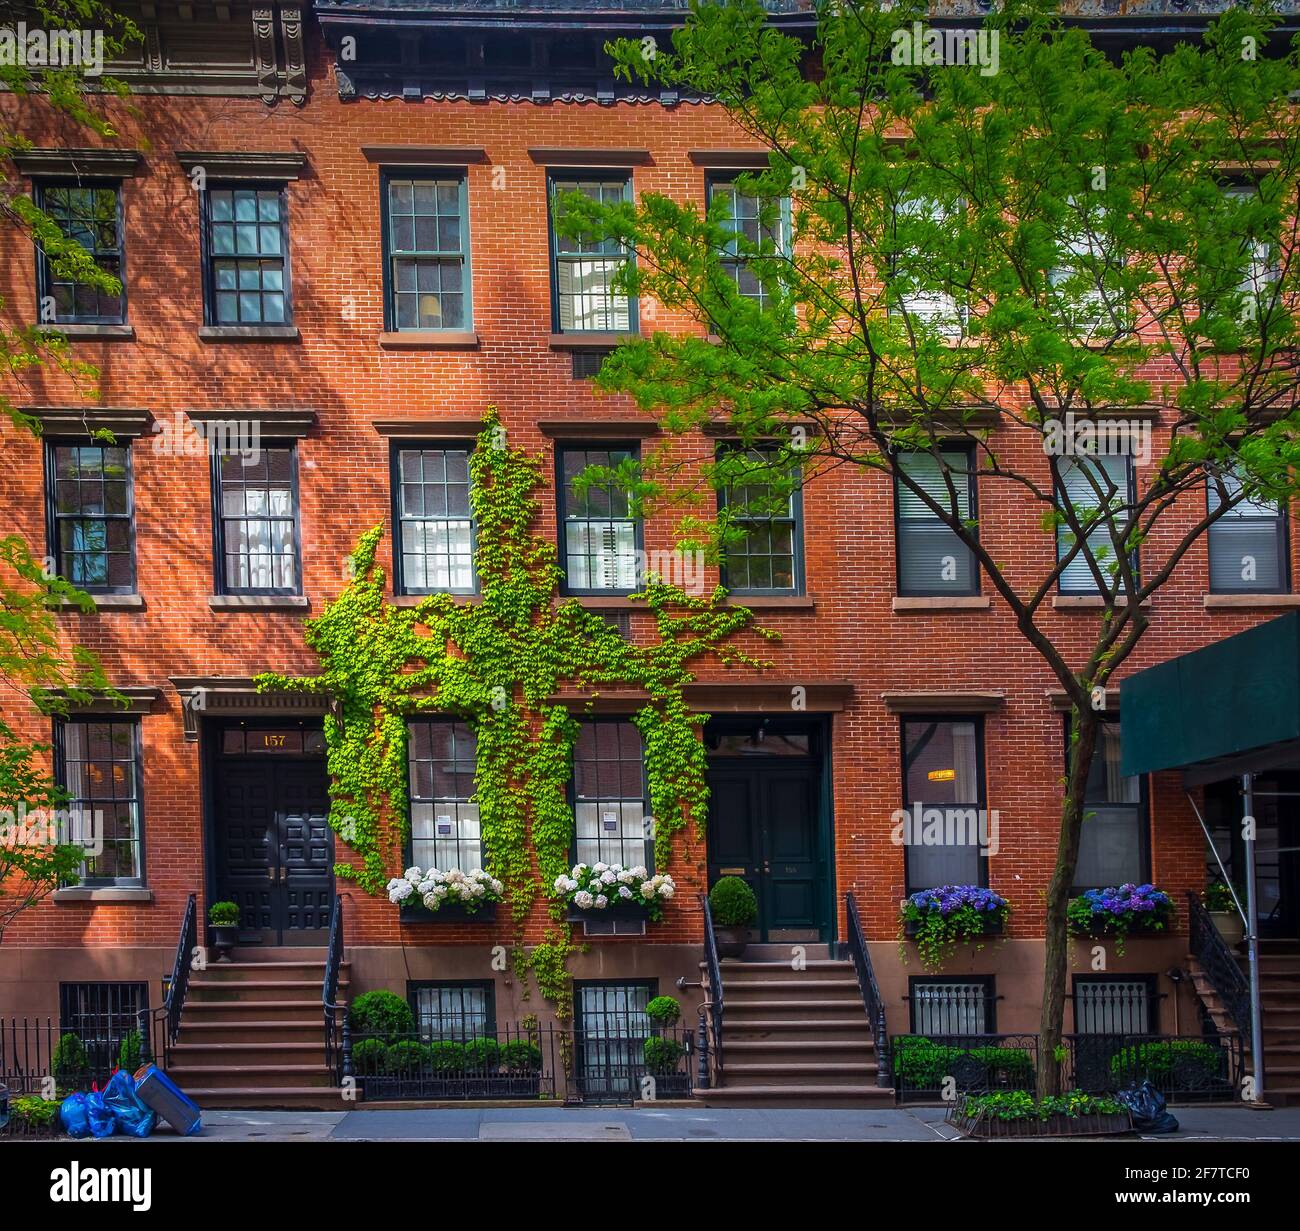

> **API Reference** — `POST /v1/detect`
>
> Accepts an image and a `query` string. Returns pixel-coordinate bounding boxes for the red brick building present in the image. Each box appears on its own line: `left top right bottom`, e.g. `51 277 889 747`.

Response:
1 1 1296 1106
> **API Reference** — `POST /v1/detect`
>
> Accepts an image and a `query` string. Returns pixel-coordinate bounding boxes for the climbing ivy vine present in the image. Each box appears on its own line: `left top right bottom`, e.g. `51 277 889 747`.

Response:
257 409 773 1017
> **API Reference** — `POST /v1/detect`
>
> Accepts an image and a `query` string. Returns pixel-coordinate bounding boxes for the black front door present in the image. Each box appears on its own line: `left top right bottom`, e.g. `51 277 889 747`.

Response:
706 726 828 943
215 757 333 945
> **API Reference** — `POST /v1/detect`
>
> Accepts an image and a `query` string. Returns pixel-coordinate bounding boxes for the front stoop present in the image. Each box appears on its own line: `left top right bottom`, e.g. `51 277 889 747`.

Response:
164 951 348 1111
696 957 895 1108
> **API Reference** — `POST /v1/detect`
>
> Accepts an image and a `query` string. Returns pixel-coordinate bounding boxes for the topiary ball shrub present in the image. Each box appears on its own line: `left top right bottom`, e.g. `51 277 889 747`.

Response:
646 995 682 1027
464 1037 502 1073
348 990 416 1043
350 1038 388 1075
52 1034 89 1089
381 1040 430 1076
501 1040 542 1073
643 1036 685 1075
708 876 758 927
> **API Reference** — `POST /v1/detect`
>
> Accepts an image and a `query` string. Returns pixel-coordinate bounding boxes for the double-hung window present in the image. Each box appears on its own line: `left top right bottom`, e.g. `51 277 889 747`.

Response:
54 717 144 885
383 174 470 331
1048 199 1121 340
35 181 125 324
901 717 985 891
407 719 481 872
1207 466 1288 594
706 173 791 309
891 195 965 337
559 445 641 594
1225 183 1280 307
45 441 135 593
718 446 803 595
213 446 300 594
1072 720 1147 890
203 184 290 325
392 445 475 594
895 448 977 596
1055 452 1135 594
549 174 635 333
573 721 650 870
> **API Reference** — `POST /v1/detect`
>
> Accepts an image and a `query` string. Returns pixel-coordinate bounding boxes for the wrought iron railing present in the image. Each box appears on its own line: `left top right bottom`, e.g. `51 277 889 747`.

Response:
1068 1031 1241 1102
139 892 197 1068
323 894 350 1085
892 1033 1037 1101
1187 890 1250 1032
845 891 891 1087
699 891 724 1081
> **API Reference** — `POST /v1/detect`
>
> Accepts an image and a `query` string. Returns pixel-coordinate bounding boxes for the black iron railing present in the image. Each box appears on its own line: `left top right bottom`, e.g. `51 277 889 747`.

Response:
323 894 349 1085
139 892 196 1068
699 891 724 1082
845 891 891 1087
1069 1031 1241 1102
892 1033 1037 1101
1187 890 1250 1032
3 1009 150 1096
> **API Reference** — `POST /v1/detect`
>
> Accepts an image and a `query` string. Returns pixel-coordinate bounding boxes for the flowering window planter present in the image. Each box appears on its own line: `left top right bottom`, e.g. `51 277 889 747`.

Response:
898 884 1011 972
903 914 1002 939
566 900 649 923
1067 884 1173 955
399 900 498 924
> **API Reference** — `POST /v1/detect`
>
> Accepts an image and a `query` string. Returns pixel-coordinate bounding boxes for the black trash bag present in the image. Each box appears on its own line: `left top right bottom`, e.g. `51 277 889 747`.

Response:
1117 1080 1180 1133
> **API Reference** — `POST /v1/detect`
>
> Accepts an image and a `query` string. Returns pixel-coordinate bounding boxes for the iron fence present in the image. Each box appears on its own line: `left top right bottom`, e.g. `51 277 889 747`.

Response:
1 1013 141 1097
1067 1032 1242 1102
892 1033 1038 1101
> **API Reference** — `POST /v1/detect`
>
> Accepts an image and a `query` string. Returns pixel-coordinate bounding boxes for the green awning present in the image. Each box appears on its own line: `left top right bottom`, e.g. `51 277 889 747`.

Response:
1120 611 1300 780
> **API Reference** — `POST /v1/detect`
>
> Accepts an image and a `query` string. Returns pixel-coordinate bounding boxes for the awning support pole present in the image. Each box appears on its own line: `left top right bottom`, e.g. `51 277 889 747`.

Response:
1242 772 1266 1104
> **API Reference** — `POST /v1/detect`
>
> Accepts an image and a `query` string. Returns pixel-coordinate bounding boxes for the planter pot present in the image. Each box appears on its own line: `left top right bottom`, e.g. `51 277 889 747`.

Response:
1209 910 1245 948
713 925 751 958
399 900 498 924
903 916 1004 939
566 902 650 923
949 1107 1133 1139
209 924 240 961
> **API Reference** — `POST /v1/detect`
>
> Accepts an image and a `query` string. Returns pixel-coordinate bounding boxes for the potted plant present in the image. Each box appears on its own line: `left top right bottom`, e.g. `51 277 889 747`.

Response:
646 995 682 1033
51 1033 89 1094
387 866 504 922
554 862 676 922
949 1089 1132 1139
1204 879 1246 948
898 885 1010 972
208 900 242 961
1066 883 1173 956
708 876 758 958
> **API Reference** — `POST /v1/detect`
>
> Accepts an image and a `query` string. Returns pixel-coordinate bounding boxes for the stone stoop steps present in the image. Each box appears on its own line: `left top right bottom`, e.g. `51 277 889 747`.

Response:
164 948 348 1111
1189 940 1300 1107
697 947 895 1108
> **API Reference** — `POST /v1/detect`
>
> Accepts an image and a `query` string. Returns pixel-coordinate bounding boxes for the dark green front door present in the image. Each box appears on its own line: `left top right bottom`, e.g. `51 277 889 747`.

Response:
706 756 827 942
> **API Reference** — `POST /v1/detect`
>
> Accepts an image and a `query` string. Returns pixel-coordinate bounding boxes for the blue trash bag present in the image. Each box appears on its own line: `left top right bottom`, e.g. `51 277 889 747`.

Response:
85 1088 116 1139
60 1092 91 1139
102 1069 156 1138
1117 1080 1179 1133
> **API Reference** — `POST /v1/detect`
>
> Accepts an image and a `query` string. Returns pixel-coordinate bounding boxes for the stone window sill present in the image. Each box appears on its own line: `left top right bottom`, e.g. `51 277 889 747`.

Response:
892 595 989 613
390 593 479 607
36 323 135 341
1203 593 1300 610
379 331 479 350
53 886 152 904
723 596 816 611
208 595 310 611
548 332 636 351
199 325 300 342
56 593 145 611
1052 594 1150 610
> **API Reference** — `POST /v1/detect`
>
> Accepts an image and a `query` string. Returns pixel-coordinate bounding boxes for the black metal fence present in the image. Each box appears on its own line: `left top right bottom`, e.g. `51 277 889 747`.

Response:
348 1021 694 1105
893 1030 1242 1103
1 1012 143 1097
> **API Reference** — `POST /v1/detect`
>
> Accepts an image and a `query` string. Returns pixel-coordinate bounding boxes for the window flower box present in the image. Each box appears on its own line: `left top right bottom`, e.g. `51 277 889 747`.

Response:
1067 883 1173 955
898 884 1010 972
387 866 504 920
399 900 498 924
554 862 676 923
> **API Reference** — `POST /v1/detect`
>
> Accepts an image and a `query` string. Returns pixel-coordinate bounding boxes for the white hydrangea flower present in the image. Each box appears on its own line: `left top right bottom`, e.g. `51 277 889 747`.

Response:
405 866 423 885
594 894 608 909
574 890 594 909
388 879 414 903
618 885 633 899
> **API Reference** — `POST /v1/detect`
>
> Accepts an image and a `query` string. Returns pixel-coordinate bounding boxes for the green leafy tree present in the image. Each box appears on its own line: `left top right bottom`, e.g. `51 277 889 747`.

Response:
562 0 1300 1094
0 2 138 940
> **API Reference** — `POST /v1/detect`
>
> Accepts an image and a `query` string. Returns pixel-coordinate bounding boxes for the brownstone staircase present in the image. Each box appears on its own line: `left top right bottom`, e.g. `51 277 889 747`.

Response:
1188 939 1300 1107
164 949 349 1110
697 945 894 1107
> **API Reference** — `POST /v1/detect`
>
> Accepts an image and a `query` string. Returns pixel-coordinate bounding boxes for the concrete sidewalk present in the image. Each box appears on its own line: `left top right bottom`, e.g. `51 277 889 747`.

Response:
134 1104 1300 1142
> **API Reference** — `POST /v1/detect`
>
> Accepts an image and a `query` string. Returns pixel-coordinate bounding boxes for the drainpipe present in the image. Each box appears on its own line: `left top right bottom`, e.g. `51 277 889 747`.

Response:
1242 772 1266 1104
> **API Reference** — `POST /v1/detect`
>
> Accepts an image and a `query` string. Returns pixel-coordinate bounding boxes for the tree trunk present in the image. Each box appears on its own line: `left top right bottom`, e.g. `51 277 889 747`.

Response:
1037 710 1099 1098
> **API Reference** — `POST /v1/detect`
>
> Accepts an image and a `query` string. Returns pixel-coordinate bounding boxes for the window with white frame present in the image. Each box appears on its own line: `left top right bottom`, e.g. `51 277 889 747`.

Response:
891 195 965 337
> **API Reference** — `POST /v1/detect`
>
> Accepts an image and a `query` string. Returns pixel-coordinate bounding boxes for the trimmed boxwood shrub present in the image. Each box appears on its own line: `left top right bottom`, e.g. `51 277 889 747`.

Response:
427 1040 467 1074
643 1035 685 1075
348 990 416 1043
646 995 681 1027
117 1030 143 1074
464 1037 501 1072
351 1037 388 1075
1109 1039 1223 1080
708 876 758 927
382 1040 429 1075
501 1040 542 1073
894 1038 1033 1088
52 1033 89 1088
